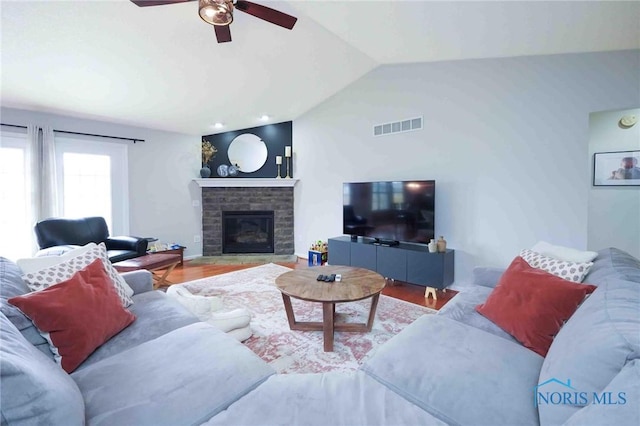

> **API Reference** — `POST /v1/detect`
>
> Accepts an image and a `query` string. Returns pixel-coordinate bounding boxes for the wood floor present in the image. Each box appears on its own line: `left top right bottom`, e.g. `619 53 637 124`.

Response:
163 258 457 310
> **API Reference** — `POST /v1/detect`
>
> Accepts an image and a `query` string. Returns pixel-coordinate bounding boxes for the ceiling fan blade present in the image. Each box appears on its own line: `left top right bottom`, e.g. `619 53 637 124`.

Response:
235 1 297 30
214 25 232 43
130 0 195 7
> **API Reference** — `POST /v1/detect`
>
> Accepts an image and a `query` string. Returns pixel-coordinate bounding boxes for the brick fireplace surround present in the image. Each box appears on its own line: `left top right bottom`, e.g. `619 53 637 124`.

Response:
198 180 296 256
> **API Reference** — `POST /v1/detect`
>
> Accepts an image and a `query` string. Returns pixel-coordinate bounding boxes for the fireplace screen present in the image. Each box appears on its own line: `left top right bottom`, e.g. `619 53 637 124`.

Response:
222 210 275 254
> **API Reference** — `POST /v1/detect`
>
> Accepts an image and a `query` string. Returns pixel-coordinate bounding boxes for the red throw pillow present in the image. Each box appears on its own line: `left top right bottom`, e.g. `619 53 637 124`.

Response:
9 258 136 373
476 256 596 357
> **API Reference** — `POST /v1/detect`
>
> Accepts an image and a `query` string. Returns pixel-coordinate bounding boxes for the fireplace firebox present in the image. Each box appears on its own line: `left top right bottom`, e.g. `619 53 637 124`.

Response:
222 211 275 254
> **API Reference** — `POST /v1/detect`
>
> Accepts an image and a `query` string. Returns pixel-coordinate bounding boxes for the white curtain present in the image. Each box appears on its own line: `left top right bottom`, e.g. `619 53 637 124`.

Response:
29 125 59 221
27 125 59 254
26 124 40 254
39 126 58 219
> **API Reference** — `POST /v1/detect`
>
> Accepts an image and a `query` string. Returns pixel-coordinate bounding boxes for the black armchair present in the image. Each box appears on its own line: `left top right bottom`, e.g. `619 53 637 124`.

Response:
34 217 148 263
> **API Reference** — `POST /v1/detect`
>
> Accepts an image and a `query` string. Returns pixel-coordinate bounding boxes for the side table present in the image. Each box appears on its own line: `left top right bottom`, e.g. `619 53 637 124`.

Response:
149 246 186 266
113 253 181 289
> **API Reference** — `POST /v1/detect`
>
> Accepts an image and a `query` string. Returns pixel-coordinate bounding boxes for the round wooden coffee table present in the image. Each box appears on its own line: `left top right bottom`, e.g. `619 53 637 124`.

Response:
275 265 386 352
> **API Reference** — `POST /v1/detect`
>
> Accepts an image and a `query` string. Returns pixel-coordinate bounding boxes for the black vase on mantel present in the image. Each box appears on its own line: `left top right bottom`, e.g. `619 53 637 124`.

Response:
200 165 211 178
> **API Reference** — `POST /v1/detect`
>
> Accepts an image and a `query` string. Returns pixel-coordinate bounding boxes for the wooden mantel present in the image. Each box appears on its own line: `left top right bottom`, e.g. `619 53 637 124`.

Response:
193 178 298 188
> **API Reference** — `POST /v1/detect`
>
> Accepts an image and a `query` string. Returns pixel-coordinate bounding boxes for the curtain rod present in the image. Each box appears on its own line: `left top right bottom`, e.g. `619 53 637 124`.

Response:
0 123 26 130
54 129 145 144
1 123 145 143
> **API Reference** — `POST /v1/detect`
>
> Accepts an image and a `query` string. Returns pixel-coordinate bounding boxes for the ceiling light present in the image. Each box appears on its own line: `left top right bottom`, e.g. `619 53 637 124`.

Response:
259 115 270 122
619 114 638 128
213 122 224 129
199 0 233 26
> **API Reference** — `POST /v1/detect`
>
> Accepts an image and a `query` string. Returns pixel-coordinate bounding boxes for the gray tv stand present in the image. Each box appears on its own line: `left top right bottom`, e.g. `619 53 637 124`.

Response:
328 236 454 290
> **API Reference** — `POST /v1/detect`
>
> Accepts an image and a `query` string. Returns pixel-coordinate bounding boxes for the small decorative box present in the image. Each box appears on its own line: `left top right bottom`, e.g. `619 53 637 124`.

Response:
308 250 328 267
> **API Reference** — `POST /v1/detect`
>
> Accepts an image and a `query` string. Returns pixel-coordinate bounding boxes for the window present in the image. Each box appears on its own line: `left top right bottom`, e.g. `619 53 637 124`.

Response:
0 130 32 259
61 153 113 230
55 136 129 235
0 128 129 260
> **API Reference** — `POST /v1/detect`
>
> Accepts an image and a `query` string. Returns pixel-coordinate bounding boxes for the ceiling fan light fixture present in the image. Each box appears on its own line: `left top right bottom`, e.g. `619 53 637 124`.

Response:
199 0 233 26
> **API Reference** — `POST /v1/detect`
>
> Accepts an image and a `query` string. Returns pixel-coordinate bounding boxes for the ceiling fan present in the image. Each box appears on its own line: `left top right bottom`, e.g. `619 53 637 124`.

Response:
131 0 297 43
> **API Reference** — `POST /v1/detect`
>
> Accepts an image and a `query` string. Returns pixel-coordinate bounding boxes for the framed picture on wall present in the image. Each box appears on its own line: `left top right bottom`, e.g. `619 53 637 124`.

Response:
593 150 640 186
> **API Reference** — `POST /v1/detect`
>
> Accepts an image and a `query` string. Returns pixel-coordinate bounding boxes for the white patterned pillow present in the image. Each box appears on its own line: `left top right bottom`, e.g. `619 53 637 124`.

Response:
519 249 593 283
530 241 598 263
22 242 134 307
18 243 98 274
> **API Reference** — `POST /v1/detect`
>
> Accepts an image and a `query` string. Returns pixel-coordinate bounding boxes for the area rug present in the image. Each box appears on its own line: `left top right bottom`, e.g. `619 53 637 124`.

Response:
179 263 436 374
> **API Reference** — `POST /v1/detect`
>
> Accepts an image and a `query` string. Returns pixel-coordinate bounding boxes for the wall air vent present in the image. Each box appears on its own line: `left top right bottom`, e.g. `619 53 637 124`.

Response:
373 116 423 137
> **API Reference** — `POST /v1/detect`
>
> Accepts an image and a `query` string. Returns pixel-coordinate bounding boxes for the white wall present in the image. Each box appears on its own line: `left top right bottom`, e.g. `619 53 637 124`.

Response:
587 108 640 258
0 107 203 259
293 50 640 284
3 50 639 272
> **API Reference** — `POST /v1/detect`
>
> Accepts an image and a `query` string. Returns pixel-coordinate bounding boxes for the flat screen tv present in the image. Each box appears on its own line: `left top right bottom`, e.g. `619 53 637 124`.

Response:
343 180 435 245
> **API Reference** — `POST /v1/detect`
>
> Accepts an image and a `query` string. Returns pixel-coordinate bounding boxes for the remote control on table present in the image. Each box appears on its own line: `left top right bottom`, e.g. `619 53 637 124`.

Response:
335 274 342 282
316 274 324 281
323 275 332 282
329 274 336 282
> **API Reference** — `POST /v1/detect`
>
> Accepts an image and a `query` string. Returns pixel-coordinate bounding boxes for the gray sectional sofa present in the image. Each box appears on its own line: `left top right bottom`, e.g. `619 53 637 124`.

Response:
1 259 273 426
2 247 639 425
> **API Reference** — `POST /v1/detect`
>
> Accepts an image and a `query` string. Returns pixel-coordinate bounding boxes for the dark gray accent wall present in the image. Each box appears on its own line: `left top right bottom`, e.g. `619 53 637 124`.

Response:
202 121 293 178
202 187 294 255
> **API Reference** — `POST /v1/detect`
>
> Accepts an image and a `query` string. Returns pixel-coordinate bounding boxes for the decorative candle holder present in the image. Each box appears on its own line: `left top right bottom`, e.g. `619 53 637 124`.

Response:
285 146 292 179
275 155 283 179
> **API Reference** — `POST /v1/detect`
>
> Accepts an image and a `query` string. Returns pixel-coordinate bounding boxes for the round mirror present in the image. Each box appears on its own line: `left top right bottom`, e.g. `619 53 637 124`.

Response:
227 133 268 173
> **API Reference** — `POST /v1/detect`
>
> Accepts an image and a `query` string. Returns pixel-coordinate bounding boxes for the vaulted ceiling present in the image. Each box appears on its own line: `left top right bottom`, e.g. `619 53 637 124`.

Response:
1 1 639 135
